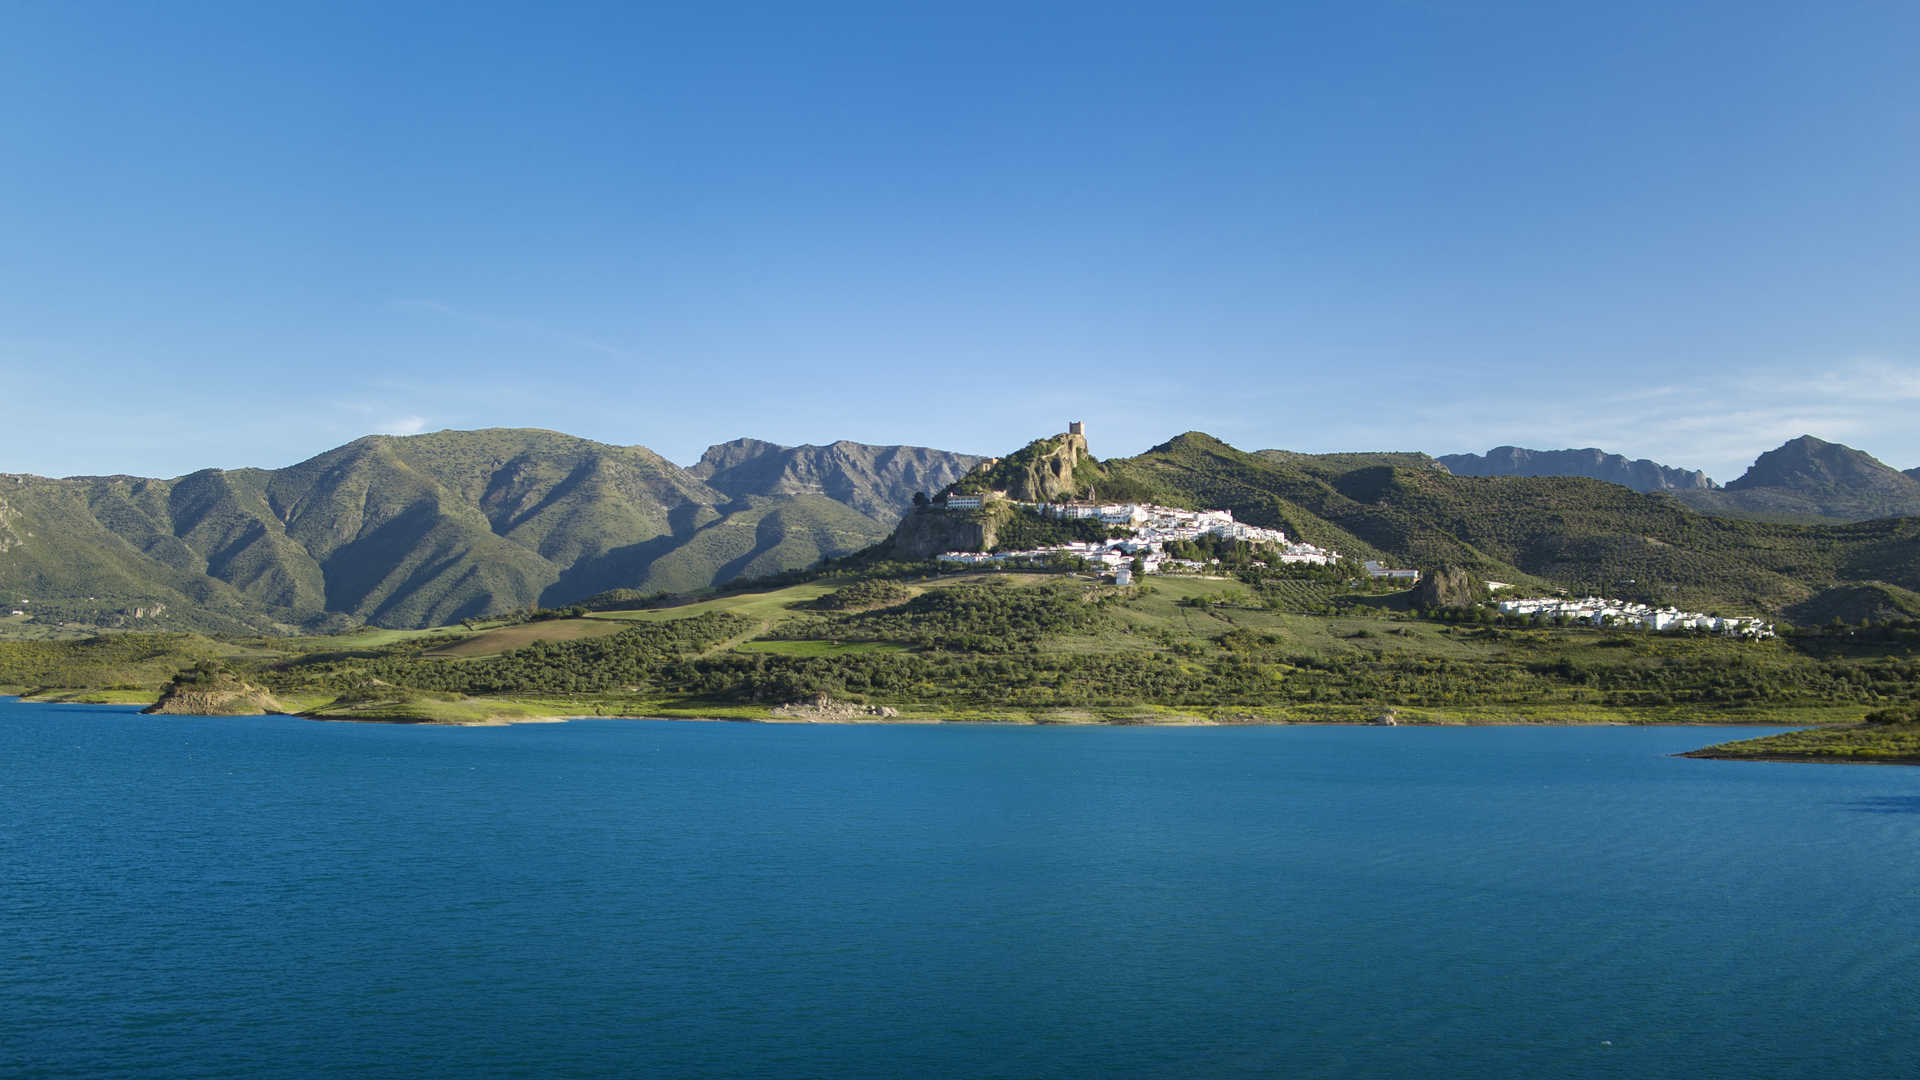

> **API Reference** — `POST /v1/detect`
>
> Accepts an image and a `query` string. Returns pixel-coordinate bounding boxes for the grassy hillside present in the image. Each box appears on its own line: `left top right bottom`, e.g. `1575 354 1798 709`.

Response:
10 571 1911 733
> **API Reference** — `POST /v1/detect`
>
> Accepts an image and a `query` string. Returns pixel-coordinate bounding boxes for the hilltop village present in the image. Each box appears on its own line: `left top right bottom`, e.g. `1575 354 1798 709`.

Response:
934 497 1341 582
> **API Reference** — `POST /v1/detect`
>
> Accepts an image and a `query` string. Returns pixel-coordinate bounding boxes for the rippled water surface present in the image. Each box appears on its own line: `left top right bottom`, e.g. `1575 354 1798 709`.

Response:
5 699 1919 1079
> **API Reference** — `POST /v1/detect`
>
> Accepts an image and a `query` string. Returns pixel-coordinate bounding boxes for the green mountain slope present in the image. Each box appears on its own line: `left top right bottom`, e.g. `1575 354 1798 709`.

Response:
1 429 972 631
1783 582 1920 627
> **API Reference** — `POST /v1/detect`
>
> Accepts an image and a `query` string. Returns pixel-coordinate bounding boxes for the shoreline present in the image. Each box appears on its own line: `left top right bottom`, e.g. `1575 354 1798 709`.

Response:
1676 751 1920 766
16 693 1913 764
3 692 1846 730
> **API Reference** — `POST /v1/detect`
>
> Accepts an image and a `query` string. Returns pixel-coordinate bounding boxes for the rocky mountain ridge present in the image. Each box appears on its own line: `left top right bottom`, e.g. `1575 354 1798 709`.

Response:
1437 446 1715 492
691 438 985 522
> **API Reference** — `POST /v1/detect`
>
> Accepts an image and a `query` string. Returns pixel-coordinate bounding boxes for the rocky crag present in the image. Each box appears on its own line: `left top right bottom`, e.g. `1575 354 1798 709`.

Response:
949 430 1101 503
1410 566 1490 609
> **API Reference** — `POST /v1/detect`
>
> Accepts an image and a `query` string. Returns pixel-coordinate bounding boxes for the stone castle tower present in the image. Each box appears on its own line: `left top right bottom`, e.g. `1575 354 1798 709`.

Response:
1068 420 1084 437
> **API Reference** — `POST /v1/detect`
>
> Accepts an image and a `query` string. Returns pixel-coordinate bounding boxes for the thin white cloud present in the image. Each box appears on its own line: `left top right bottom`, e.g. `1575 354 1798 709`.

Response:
381 415 429 436
1309 355 1919 481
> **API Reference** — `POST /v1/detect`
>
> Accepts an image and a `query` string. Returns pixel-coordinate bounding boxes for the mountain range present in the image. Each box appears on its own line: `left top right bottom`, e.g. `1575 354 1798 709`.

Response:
0 430 981 633
1442 436 1920 522
5 428 1919 632
1437 446 1715 492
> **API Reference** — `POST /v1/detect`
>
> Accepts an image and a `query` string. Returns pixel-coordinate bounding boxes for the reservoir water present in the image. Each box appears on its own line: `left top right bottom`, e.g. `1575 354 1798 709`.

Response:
4 698 1918 1079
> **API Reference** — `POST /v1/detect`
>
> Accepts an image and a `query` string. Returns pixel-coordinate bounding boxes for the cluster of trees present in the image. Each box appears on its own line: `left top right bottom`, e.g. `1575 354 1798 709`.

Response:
288 613 753 696
989 511 1115 552
828 582 1106 650
806 580 911 611
1792 618 1920 648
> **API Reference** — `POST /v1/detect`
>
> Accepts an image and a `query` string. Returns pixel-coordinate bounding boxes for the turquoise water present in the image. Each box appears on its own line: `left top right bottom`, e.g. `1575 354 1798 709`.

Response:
4 700 1918 1079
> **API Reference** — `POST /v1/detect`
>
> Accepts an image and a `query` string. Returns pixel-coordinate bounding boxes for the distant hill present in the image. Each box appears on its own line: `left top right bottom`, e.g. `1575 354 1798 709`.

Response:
0 429 978 631
690 438 984 524
1675 436 1920 522
1436 446 1715 492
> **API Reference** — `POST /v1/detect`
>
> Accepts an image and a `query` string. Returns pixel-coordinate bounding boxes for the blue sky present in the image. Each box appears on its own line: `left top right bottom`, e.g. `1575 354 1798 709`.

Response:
3 1 1916 482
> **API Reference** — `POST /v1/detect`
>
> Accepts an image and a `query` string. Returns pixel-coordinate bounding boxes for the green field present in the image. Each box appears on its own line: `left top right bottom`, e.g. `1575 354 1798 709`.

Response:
427 618 628 658
586 582 836 624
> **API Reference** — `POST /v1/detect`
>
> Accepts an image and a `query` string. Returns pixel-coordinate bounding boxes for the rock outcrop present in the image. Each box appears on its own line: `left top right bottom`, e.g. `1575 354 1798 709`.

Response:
888 506 997 559
143 666 281 716
950 432 1100 504
1410 565 1488 609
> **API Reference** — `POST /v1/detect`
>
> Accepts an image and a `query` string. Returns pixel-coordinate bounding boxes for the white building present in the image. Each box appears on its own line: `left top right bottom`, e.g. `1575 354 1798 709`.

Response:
1495 596 1773 637
945 494 985 510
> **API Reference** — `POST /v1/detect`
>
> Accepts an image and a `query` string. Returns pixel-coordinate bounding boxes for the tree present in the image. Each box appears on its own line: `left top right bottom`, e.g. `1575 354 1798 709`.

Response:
913 491 930 507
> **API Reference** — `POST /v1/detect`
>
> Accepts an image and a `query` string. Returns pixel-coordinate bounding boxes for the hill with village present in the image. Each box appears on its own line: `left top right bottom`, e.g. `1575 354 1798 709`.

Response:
870 424 1920 619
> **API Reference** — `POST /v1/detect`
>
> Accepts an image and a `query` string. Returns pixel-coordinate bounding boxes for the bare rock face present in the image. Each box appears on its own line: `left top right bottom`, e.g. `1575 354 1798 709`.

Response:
1410 565 1488 609
889 506 995 559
